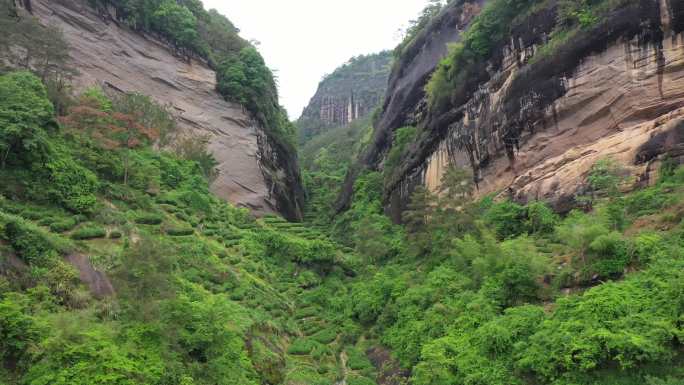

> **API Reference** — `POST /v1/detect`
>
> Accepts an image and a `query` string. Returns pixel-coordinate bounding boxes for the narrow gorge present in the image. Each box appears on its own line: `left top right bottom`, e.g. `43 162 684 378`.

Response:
2 0 684 385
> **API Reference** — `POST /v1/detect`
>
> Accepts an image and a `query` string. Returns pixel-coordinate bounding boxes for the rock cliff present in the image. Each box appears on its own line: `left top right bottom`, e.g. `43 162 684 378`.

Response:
297 52 392 143
32 0 303 219
340 0 684 221
336 0 486 213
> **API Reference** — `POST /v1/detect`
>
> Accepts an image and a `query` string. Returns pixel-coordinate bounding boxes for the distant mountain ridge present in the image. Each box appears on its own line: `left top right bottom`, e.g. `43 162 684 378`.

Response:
297 51 392 144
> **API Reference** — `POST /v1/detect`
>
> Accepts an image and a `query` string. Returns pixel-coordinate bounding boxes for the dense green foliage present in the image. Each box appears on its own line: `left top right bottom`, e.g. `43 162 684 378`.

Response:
216 47 296 147
426 0 539 110
87 0 245 64
2 1 684 384
3 66 684 384
300 118 684 385
0 71 354 385
300 115 375 226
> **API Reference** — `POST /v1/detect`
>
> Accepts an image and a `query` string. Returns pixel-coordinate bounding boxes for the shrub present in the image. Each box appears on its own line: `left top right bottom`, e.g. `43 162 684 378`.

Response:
633 232 663 264
294 307 319 320
0 295 42 366
384 126 417 181
174 135 219 182
37 217 55 226
165 226 194 237
111 92 176 146
73 214 88 224
109 230 123 239
43 260 80 303
624 188 671 217
134 213 164 225
0 71 54 167
20 210 44 220
588 232 631 279
525 201 558 234
3 217 60 266
287 338 318 355
71 225 107 240
347 347 373 371
339 321 362 345
311 327 337 345
50 218 77 233
347 376 376 385
588 157 624 196
485 200 526 239
156 192 182 206
46 154 100 213
297 270 321 288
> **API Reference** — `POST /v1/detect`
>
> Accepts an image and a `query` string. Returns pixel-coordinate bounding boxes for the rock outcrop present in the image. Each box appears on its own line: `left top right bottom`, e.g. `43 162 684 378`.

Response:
336 0 486 213
32 0 303 219
423 31 684 212
297 52 392 143
341 0 684 221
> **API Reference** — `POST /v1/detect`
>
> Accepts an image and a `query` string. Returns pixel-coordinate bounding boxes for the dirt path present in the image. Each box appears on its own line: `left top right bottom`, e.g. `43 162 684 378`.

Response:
335 350 348 385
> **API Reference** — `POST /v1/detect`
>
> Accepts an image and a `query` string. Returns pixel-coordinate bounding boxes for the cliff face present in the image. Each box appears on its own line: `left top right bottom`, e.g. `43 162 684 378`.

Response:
342 0 684 221
336 0 486 212
297 52 392 143
32 0 303 219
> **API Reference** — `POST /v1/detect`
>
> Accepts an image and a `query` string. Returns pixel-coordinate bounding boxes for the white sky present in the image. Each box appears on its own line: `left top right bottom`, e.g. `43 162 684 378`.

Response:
202 0 430 120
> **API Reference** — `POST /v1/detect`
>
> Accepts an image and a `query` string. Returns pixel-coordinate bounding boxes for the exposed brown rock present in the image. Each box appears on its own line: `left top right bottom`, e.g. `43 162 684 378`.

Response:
424 31 684 210
64 253 114 298
32 0 277 215
366 346 410 385
354 0 684 219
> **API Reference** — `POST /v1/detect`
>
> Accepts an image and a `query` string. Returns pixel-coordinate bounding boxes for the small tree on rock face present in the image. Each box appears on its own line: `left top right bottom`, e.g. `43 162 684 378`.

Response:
402 186 436 256
588 158 626 197
110 111 157 185
402 166 476 257
432 166 476 245
438 166 474 204
174 135 218 183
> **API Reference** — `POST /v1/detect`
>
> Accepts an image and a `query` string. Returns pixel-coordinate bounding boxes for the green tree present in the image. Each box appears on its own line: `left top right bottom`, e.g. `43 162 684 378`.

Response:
173 135 219 183
588 158 625 197
402 186 435 255
45 152 99 213
484 200 526 240
151 0 199 54
0 71 54 167
112 92 176 146
0 294 42 369
24 316 164 385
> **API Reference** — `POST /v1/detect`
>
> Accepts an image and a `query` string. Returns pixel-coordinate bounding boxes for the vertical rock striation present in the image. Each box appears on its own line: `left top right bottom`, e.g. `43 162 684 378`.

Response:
340 0 684 221
32 0 304 219
297 52 392 143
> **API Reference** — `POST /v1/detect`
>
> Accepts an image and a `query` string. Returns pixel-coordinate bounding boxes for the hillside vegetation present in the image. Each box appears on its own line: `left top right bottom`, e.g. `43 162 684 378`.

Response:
1 0 684 385
3 49 684 385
